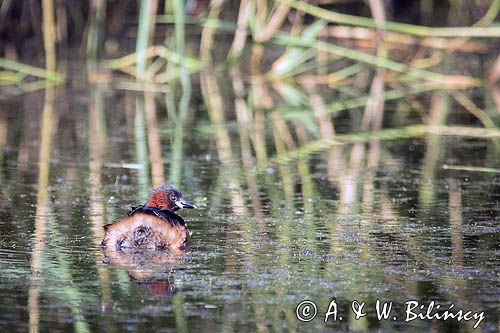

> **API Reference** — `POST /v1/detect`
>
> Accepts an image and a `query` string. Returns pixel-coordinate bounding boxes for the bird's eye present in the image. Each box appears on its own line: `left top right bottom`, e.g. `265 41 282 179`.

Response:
169 194 176 201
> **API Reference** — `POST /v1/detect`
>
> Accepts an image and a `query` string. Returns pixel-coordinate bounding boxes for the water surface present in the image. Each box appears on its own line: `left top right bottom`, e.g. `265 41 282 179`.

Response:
0 76 498 332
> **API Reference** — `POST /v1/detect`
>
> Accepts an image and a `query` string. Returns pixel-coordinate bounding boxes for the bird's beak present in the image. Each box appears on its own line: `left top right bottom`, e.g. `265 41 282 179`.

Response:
175 199 196 209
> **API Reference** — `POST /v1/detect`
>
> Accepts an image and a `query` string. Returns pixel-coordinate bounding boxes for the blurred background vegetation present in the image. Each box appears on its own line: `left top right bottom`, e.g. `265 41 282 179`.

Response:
0 1 499 332
1 0 499 185
1 0 499 126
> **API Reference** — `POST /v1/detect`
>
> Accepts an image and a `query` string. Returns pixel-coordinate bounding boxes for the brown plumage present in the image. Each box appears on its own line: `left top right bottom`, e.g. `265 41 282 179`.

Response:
102 213 188 250
101 185 196 252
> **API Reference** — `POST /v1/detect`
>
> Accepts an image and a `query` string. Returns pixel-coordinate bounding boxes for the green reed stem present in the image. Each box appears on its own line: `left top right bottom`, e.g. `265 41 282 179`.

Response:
169 0 192 185
135 97 151 199
273 125 500 164
136 0 157 80
276 0 500 37
276 84 436 119
44 231 92 333
173 293 188 333
0 58 63 82
86 0 107 60
271 33 478 84
443 164 500 173
173 0 185 55
42 0 56 71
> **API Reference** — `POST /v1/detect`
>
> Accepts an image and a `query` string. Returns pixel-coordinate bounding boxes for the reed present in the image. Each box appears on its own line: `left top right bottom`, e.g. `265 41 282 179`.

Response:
42 0 56 71
29 86 55 333
134 97 151 199
0 0 12 22
103 46 201 81
166 0 193 185
200 0 224 61
273 125 500 164
451 91 497 129
173 293 188 333
0 58 63 82
443 164 500 173
87 86 113 312
136 0 158 80
228 0 253 60
144 92 165 187
86 0 107 61
267 20 326 80
254 2 290 42
44 225 93 333
276 0 500 37
271 33 481 86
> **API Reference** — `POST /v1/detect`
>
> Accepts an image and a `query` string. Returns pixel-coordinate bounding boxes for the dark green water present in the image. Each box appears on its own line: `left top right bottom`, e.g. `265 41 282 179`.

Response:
0 77 498 332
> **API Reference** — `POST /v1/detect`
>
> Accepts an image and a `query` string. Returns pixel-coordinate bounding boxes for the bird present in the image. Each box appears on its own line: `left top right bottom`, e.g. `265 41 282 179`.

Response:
101 184 196 252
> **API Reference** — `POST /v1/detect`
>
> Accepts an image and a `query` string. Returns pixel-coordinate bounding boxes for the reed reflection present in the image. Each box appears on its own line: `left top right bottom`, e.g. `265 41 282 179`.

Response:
144 91 165 188
87 85 112 312
29 86 55 333
103 246 181 297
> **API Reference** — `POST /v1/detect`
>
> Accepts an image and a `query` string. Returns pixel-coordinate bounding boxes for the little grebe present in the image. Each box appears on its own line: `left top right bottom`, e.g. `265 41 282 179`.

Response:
101 184 196 251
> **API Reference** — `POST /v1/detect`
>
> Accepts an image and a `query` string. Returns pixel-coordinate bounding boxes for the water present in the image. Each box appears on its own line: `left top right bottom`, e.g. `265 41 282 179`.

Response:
0 77 498 332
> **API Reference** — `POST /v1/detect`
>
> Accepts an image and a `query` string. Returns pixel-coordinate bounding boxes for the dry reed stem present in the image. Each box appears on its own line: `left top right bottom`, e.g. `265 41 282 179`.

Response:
255 3 290 42
42 0 56 71
451 91 497 128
